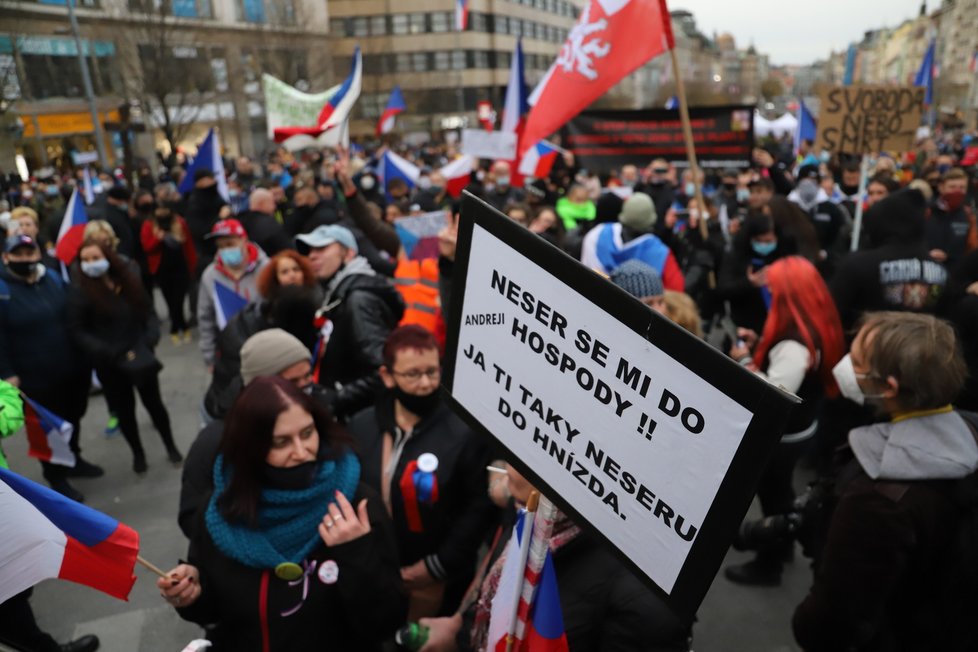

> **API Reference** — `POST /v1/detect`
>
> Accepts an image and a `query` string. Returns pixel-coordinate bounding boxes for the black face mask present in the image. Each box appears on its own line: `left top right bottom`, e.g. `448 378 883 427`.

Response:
7 260 37 277
840 183 860 196
262 460 318 490
393 386 441 418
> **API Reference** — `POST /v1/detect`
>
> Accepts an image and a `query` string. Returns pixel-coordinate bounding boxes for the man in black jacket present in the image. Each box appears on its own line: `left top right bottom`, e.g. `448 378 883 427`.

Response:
347 325 495 618
237 188 292 256
297 224 404 419
103 186 137 259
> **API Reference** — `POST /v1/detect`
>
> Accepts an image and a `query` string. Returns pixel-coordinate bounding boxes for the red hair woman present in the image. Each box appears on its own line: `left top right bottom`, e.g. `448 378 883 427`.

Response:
256 250 318 300
724 256 845 587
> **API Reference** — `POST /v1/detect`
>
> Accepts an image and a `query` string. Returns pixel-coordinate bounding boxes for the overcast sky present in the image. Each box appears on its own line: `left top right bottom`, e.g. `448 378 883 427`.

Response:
670 0 927 66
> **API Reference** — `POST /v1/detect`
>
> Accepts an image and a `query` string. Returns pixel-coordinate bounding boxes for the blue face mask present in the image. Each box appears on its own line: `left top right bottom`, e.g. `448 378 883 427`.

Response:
218 246 244 267
81 258 110 278
45 186 59 198
736 188 751 203
685 182 696 197
751 240 777 256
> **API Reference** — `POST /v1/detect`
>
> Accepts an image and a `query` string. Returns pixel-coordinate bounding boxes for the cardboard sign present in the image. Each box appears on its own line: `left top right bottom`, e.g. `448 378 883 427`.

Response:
562 106 754 172
442 194 797 622
815 85 925 154
460 129 518 161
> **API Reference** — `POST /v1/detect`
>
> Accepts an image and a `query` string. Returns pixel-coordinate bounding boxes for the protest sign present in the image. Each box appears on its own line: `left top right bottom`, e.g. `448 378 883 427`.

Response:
562 106 754 172
460 129 518 160
393 210 449 261
815 85 925 154
262 74 338 139
442 194 797 622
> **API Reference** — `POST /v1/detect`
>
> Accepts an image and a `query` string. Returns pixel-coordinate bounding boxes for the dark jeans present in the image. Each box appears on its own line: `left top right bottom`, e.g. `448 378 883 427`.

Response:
157 273 190 333
23 374 90 484
0 589 61 652
755 437 810 564
97 365 175 458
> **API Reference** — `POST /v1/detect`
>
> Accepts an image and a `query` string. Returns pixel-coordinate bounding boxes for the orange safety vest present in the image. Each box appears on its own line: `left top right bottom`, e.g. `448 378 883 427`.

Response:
394 258 445 347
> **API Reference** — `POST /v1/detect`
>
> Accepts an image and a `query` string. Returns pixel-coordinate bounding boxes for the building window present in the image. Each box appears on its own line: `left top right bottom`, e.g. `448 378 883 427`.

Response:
451 50 465 69
496 15 508 34
369 15 387 35
430 11 450 33
510 18 523 36
409 13 426 34
434 51 450 70
395 53 411 73
470 12 487 32
392 14 409 35
236 0 264 23
497 51 511 69
473 50 489 68
352 17 369 36
411 51 428 72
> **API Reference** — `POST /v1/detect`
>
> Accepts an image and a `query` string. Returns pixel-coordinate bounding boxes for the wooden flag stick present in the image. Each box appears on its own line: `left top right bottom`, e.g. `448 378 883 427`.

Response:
136 555 169 579
668 47 710 243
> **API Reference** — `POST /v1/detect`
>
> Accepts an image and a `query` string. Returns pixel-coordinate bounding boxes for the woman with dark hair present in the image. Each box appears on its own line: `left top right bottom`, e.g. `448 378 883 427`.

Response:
159 376 405 651
255 249 318 300
67 239 181 473
141 203 197 344
724 256 845 586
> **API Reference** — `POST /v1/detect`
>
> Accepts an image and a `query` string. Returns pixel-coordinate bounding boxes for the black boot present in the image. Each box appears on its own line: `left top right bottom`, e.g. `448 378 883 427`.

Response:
165 444 184 465
49 478 85 503
61 634 100 652
132 450 148 475
724 557 783 587
65 457 104 478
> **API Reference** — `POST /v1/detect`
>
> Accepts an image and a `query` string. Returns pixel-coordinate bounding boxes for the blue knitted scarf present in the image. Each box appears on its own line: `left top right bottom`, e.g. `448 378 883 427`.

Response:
205 451 361 569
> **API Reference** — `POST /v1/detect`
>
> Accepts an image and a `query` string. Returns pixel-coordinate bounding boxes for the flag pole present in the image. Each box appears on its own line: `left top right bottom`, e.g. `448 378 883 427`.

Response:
668 48 710 242
136 555 168 579
849 155 870 252
505 491 539 652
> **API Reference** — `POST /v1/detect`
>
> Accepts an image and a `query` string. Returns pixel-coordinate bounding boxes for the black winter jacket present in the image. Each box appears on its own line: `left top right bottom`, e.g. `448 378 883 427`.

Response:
202 303 269 420
236 210 293 257
348 398 496 613
177 484 406 651
319 272 405 419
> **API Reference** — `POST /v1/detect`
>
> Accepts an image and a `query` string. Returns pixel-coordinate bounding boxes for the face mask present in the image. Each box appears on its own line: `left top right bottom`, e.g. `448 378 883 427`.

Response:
650 178 666 186
430 185 444 196
797 179 819 206
45 186 59 198
417 176 432 190
685 182 696 196
219 246 244 267
496 176 511 189
393 385 441 418
751 240 777 256
737 188 751 202
137 204 154 215
622 178 637 188
840 183 860 196
360 176 376 191
819 151 831 163
832 354 886 406
7 260 37 277
228 190 240 199
943 190 966 211
262 461 318 491
81 258 110 278
22 190 33 200
937 163 952 174
722 183 736 192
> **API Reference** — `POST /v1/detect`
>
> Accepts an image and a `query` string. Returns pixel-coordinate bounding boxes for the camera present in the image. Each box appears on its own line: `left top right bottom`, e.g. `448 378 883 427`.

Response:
733 476 835 559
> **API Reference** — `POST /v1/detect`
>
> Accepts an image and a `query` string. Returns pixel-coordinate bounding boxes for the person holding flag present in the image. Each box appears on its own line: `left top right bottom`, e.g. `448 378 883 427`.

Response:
197 219 269 372
0 234 100 502
417 464 690 651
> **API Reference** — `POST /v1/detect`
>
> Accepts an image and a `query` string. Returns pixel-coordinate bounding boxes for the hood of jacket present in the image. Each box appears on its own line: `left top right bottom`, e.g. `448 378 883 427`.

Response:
849 410 978 481
322 258 403 317
322 255 375 304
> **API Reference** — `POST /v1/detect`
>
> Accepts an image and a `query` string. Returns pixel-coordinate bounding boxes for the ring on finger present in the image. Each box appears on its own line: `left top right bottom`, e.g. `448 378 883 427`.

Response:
333 513 344 521
325 517 334 528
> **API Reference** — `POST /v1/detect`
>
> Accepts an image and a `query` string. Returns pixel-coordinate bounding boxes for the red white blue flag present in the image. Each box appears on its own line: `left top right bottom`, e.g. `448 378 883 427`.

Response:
501 38 529 136
376 86 407 136
523 0 674 154
438 155 475 198
0 466 139 603
274 47 362 142
54 188 89 265
455 0 469 31
22 395 75 468
378 150 421 200
518 141 564 179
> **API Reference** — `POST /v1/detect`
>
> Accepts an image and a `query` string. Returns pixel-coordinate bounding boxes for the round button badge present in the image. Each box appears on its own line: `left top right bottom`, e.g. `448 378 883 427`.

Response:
318 560 339 585
275 562 303 581
417 453 439 474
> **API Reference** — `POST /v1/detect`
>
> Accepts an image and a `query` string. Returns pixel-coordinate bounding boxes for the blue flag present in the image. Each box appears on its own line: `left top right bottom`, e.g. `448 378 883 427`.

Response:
794 101 817 154
915 39 935 106
178 128 230 200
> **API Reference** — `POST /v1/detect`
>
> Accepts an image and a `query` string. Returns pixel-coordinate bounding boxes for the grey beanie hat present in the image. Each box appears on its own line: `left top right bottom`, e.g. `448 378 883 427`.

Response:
618 192 657 232
610 259 664 299
240 328 311 385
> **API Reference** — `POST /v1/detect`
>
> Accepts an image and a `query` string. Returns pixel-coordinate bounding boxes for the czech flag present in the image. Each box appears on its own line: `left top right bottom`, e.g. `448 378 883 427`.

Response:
519 141 563 179
438 155 475 198
22 395 75 468
54 188 88 265
213 282 249 331
178 128 230 201
376 86 407 136
501 37 529 136
793 100 817 154
394 211 449 261
523 0 674 155
378 150 421 200
520 552 568 652
274 47 362 142
0 466 139 603
455 0 469 31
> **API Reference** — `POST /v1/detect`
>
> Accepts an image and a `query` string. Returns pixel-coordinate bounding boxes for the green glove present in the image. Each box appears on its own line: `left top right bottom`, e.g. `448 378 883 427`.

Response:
0 381 24 470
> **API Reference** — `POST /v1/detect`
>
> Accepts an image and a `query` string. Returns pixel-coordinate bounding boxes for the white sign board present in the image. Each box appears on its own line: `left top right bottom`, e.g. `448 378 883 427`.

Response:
71 151 99 165
443 194 796 621
460 129 518 161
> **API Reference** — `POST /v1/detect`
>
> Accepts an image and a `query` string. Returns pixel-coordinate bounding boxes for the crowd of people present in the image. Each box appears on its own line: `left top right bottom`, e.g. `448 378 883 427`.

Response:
0 127 977 651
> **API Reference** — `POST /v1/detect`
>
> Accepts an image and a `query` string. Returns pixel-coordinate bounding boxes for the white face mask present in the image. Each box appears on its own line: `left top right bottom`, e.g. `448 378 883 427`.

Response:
832 354 886 406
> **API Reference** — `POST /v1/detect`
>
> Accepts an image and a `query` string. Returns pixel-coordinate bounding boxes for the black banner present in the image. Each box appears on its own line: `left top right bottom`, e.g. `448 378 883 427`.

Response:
562 106 754 173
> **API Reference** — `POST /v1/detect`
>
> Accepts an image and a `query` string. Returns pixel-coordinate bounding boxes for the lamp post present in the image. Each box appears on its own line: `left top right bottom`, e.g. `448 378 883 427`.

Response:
66 0 109 169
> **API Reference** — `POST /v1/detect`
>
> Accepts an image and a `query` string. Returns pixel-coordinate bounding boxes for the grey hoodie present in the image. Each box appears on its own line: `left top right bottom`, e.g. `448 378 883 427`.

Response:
849 410 978 481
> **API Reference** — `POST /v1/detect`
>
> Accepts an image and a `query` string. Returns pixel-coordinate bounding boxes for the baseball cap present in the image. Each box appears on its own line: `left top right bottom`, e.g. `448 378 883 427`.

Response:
295 225 358 253
205 219 247 240
5 234 39 253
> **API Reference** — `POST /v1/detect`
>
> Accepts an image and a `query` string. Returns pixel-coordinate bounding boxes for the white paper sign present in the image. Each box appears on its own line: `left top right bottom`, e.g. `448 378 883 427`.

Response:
460 129 518 161
452 225 755 593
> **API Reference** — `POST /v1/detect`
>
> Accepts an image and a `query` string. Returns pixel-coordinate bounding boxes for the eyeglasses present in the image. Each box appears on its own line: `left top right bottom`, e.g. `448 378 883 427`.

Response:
392 367 441 382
